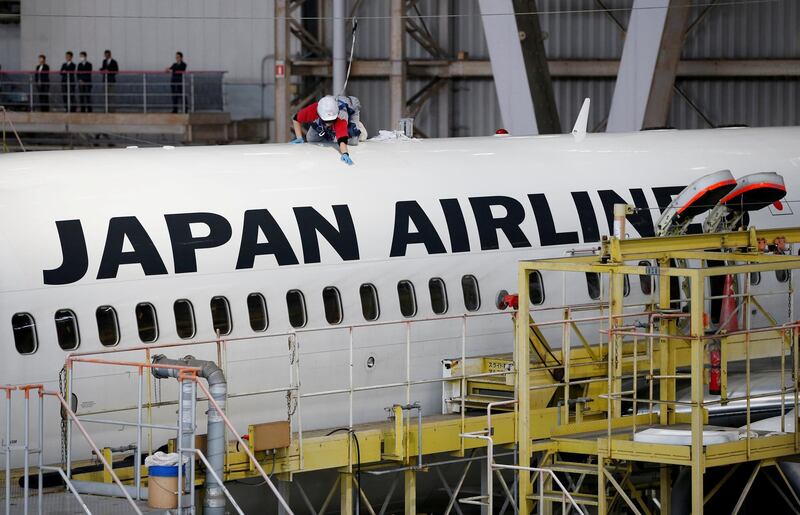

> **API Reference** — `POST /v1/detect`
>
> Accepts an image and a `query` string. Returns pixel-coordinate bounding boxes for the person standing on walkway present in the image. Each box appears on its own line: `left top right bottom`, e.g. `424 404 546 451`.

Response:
77 51 93 112
166 52 187 113
100 50 119 110
34 55 50 112
60 51 76 112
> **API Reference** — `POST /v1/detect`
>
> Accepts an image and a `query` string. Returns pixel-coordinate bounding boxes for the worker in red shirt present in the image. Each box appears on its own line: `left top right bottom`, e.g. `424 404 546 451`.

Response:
290 95 362 165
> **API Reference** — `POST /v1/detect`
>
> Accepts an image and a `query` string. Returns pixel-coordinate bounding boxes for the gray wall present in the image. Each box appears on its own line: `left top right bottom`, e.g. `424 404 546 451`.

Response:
13 0 800 133
0 24 21 71
20 0 274 119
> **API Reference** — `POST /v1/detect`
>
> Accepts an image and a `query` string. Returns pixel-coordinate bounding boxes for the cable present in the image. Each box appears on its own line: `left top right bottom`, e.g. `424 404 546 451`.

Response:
339 17 358 96
18 0 785 22
326 428 362 514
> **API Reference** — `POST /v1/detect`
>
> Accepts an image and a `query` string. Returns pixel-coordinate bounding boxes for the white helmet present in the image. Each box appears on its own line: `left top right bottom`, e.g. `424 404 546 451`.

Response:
317 95 339 122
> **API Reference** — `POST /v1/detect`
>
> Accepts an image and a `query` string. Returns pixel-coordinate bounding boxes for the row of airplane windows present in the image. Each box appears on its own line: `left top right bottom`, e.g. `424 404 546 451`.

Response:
10 265 784 356
10 275 483 356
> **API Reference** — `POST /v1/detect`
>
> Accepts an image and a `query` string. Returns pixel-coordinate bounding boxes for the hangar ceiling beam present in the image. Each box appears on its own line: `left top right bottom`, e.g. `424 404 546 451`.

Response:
478 0 538 135
607 0 691 132
512 0 562 134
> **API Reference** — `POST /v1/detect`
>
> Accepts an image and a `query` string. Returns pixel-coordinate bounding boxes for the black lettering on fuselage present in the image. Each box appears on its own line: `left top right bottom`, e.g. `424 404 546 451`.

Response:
598 189 655 237
165 212 233 274
294 205 359 263
469 196 531 250
97 216 168 279
571 191 600 243
390 201 447 257
236 209 299 268
529 194 579 246
43 220 89 285
440 198 470 253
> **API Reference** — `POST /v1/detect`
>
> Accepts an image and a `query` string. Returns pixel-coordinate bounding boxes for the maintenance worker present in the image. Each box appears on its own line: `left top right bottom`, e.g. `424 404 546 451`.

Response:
290 95 364 165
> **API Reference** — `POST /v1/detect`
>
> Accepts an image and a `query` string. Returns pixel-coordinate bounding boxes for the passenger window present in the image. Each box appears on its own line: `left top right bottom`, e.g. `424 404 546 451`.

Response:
12 313 37 355
136 303 158 343
173 299 196 339
247 293 268 332
429 278 448 314
286 290 307 328
639 261 654 295
776 269 790 283
397 280 417 317
750 272 761 286
461 275 481 311
210 296 232 336
55 309 80 350
586 273 601 300
623 275 631 297
529 271 545 305
96 306 120 347
359 283 380 321
323 287 343 324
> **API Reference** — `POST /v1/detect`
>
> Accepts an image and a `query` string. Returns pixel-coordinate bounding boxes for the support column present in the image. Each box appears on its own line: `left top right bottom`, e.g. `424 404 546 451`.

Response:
689 271 705 515
480 449 490 515
274 0 291 142
516 266 532 513
643 1 692 128
404 469 417 515
611 269 625 417
512 0 561 134
478 0 538 135
607 0 690 132
389 0 406 128
436 0 450 138
340 472 354 515
332 0 347 94
278 479 292 515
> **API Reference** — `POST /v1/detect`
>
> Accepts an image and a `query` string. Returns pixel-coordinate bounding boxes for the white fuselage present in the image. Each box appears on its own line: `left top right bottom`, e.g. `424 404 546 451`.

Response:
1 126 799 465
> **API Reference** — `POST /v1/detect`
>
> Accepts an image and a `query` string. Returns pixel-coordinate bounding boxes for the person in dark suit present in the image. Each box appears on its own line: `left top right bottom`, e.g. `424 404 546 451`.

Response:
166 51 187 113
60 51 76 112
77 51 93 112
34 55 50 112
100 49 118 109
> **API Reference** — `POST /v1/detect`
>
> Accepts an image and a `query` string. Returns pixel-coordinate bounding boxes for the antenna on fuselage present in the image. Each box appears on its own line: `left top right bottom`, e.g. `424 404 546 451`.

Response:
571 98 591 142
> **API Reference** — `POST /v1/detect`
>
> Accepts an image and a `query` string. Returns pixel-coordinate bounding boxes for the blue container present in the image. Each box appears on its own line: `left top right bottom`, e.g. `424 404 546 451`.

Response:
149 465 185 477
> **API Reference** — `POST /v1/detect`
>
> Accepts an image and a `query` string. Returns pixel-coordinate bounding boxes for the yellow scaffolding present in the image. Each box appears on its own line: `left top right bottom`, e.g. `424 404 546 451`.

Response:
36 224 800 513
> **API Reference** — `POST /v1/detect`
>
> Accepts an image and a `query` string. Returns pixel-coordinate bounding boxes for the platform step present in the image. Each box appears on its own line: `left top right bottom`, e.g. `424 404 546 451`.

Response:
546 461 598 475
533 490 599 506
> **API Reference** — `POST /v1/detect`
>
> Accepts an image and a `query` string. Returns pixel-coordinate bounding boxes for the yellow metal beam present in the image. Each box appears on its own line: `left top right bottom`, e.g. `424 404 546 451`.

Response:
516 267 532 513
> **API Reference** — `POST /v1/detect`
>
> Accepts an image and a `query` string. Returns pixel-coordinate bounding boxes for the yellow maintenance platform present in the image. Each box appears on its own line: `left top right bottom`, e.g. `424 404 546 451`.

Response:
5 224 800 514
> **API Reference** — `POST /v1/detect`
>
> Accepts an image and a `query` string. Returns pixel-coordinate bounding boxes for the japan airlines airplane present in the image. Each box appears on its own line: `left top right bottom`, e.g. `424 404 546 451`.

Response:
1 125 800 468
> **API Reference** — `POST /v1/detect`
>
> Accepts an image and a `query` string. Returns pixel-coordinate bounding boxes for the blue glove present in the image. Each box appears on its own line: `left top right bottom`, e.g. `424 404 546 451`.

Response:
341 153 354 165
289 137 305 144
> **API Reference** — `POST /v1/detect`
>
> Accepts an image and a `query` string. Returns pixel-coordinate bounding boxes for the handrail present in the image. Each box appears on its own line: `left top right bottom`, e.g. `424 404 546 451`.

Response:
192 378 294 514
189 448 245 515
494 464 586 515
44 388 143 515
40 466 91 515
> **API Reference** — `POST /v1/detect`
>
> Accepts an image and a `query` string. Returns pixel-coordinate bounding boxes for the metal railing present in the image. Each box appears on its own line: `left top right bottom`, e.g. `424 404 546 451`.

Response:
0 70 225 113
1 384 142 515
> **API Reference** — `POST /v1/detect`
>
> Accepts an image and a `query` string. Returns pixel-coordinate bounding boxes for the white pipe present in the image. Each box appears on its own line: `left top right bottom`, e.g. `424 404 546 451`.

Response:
333 0 347 94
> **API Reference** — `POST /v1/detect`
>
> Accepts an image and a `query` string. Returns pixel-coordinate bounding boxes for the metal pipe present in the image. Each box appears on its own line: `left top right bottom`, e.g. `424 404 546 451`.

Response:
23 392 29 514
5 388 11 515
136 369 143 500
333 0 347 94
152 355 226 515
37 391 43 515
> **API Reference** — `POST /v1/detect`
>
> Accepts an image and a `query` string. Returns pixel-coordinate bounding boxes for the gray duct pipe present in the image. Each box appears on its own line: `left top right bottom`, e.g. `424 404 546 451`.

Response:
152 355 227 515
333 0 346 94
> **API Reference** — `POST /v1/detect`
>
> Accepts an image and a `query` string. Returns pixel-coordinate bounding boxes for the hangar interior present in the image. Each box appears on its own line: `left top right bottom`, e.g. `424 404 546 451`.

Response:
0 0 797 146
